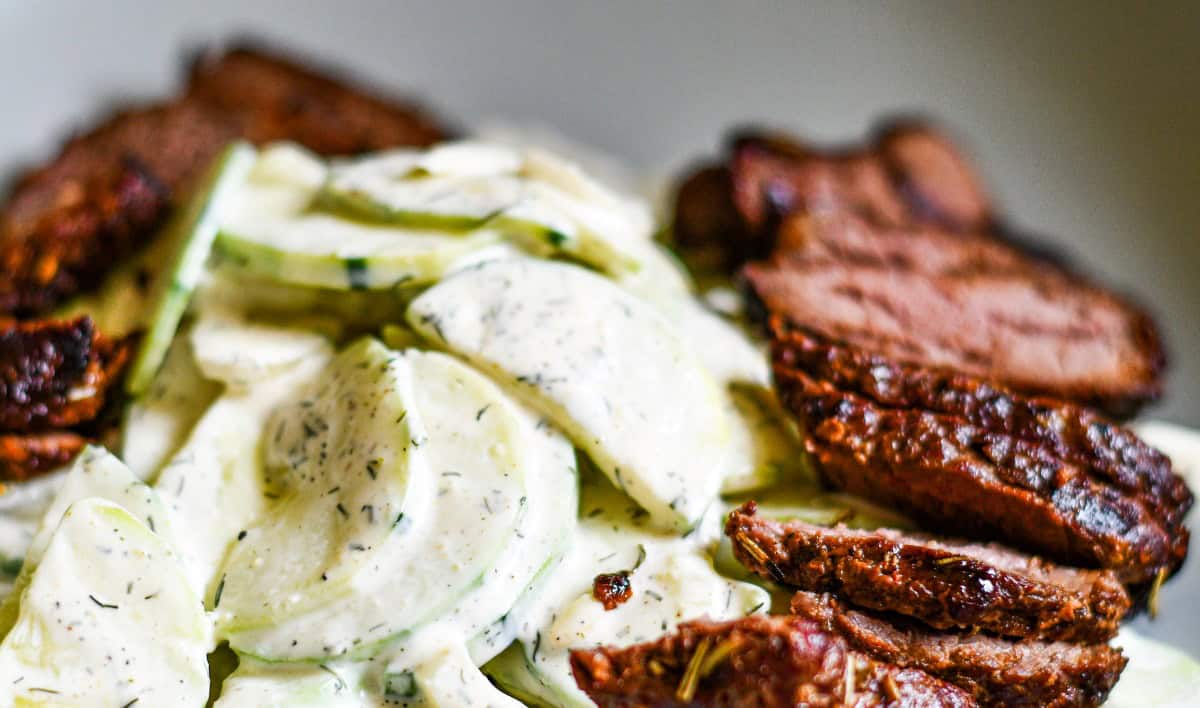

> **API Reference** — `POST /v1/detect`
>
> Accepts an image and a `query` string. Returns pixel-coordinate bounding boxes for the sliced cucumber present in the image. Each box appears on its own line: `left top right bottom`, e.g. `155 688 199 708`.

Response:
387 412 578 669
407 258 729 532
0 446 174 637
223 349 529 662
482 471 769 707
251 141 328 190
482 643 560 708
214 658 372 708
719 385 810 495
153 346 332 598
318 143 524 229
121 326 222 480
125 141 257 395
1108 629 1200 707
217 339 424 638
196 264 410 338
387 643 523 707
0 498 210 706
190 308 333 391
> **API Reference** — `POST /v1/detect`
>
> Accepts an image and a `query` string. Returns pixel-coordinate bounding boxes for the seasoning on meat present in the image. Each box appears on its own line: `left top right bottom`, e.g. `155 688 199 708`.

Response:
0 44 447 317
569 614 976 707
771 321 1191 533
726 502 1129 642
0 430 89 482
791 591 1127 708
0 317 131 432
593 571 633 610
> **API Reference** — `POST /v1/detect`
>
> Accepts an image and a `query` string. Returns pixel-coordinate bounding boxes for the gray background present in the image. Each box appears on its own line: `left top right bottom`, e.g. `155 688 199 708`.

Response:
2 1 1199 649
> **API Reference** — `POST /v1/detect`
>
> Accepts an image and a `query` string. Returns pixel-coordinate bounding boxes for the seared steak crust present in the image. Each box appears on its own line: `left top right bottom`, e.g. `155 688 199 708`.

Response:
770 321 1191 537
0 45 446 317
0 430 89 482
791 591 1126 708
726 503 1129 642
570 614 976 707
0 317 131 432
776 370 1182 585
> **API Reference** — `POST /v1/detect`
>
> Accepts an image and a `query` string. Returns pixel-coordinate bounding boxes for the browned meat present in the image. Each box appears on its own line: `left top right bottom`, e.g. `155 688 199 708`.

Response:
570 614 976 707
791 591 1126 708
726 502 1129 642
672 121 993 272
184 45 446 155
0 44 447 317
0 430 89 482
776 369 1183 586
593 571 633 610
0 102 230 316
745 212 1165 417
0 317 131 432
771 321 1191 534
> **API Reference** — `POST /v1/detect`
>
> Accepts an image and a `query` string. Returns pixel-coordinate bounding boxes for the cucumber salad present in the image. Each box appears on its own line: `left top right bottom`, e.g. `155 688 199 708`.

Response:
0 139 1196 707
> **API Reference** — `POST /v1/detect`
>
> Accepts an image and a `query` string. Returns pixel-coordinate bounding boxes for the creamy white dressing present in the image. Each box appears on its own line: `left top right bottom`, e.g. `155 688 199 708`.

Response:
0 498 210 706
153 345 332 599
481 471 769 706
0 447 175 638
223 349 530 661
407 257 729 531
122 327 223 480
190 308 333 392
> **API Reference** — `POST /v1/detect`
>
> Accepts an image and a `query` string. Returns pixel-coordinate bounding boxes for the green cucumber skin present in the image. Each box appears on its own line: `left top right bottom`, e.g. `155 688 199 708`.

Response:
126 141 257 396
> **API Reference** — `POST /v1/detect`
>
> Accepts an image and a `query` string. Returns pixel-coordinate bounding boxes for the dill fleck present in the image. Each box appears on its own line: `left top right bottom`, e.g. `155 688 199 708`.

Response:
335 503 349 519
213 574 226 609
88 594 118 610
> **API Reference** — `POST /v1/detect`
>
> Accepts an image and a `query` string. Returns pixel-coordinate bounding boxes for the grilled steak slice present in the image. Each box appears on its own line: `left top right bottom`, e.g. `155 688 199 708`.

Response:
0 317 131 432
745 212 1165 416
672 121 992 271
0 430 89 482
570 614 976 707
184 45 446 155
0 102 230 316
0 45 446 316
771 321 1191 534
777 372 1182 585
791 591 1126 708
725 503 1129 642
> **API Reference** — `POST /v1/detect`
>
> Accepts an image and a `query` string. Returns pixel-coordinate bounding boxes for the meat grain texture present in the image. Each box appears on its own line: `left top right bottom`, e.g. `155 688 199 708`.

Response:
570 614 976 707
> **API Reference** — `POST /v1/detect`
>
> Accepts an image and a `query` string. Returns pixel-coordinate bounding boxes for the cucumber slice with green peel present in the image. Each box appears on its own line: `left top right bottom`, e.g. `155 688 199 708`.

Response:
317 142 525 229
385 643 523 707
153 349 332 598
483 472 770 708
0 446 174 637
222 349 530 662
214 659 370 708
217 217 499 291
120 327 222 480
318 172 525 230
718 385 810 495
387 415 578 670
251 141 328 190
0 498 210 706
407 258 729 532
482 643 561 708
190 308 333 391
125 141 257 395
217 339 426 637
